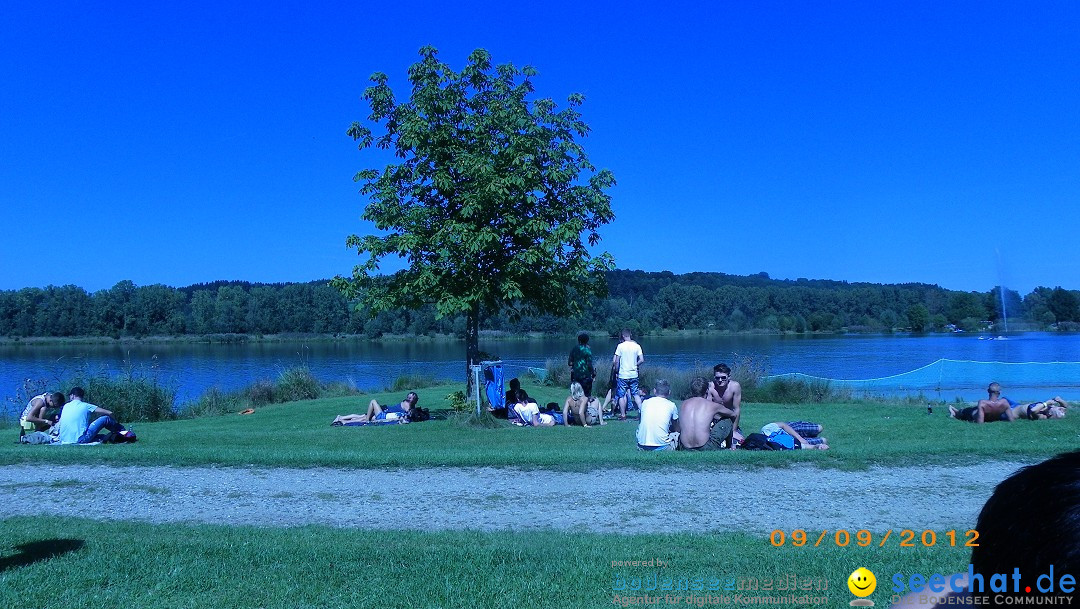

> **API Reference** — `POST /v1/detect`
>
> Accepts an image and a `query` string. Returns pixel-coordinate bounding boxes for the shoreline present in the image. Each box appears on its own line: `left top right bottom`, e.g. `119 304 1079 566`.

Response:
0 327 1001 347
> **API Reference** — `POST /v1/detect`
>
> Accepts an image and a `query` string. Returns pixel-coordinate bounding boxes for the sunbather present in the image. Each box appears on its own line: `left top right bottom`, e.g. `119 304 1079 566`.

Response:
948 382 1012 423
752 421 829 450
950 389 1068 422
677 377 736 450
331 392 418 425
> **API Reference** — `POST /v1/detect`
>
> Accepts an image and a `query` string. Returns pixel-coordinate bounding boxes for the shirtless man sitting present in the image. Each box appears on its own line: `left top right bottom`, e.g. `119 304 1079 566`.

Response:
948 382 1015 423
678 377 737 450
706 363 742 434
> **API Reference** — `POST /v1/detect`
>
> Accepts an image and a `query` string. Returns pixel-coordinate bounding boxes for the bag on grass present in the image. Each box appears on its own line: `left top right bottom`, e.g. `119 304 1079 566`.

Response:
102 430 137 444
19 431 55 445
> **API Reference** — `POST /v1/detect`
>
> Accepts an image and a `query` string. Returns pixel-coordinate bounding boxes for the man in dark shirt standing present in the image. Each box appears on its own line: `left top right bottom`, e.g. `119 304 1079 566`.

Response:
568 332 596 397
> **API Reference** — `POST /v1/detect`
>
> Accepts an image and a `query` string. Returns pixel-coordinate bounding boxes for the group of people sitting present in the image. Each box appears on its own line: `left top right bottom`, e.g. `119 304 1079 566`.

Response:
501 353 827 452
497 377 634 427
19 387 136 445
948 382 1068 423
634 375 828 452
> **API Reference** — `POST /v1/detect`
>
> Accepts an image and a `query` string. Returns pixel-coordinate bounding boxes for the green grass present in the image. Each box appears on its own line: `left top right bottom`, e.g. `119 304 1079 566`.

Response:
0 516 969 609
1 381 1077 469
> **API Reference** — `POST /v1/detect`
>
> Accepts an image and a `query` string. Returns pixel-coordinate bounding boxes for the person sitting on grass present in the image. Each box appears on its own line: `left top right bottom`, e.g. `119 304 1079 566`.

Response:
948 382 1012 423
331 392 418 426
563 382 603 427
706 363 742 434
20 391 64 434
677 377 736 450
636 379 679 451
57 387 133 445
505 378 529 408
513 395 556 427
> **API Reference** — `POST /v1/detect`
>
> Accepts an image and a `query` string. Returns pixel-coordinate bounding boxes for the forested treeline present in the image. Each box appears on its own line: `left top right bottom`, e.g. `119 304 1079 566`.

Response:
1 272 1079 339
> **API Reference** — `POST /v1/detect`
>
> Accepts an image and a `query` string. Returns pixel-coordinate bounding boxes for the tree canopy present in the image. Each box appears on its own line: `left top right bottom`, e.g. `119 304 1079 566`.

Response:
333 47 616 381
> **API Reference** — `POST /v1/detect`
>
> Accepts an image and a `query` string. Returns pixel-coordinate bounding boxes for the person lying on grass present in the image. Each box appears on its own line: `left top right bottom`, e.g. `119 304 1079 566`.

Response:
331 392 418 425
677 377 736 451
734 422 829 450
563 382 603 427
1013 397 1068 420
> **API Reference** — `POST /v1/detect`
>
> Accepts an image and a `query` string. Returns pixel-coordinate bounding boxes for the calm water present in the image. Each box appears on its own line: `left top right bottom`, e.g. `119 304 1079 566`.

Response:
2 333 1078 412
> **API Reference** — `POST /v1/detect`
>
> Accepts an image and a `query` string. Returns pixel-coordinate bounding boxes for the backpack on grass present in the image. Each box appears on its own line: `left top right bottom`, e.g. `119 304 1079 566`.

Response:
102 430 137 444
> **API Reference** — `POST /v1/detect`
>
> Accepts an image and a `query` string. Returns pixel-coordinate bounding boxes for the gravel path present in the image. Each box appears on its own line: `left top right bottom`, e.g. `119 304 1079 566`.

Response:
0 462 1028 534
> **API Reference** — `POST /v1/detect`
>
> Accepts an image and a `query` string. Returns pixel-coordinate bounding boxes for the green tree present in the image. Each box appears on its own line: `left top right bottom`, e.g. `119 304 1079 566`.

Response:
906 303 930 332
947 292 988 325
214 286 249 333
334 47 615 383
1047 287 1080 323
189 290 216 335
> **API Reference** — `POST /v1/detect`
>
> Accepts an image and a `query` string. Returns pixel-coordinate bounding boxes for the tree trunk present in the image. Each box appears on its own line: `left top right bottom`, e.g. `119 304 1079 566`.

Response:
465 302 480 398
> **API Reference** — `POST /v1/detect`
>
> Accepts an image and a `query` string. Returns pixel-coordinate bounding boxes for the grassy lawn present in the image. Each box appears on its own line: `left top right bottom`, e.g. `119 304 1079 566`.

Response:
0 516 968 609
2 382 1069 608
2 381 1077 469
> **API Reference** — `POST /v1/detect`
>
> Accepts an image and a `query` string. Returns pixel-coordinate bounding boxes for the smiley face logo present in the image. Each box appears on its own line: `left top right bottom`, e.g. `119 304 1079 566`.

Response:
847 567 877 597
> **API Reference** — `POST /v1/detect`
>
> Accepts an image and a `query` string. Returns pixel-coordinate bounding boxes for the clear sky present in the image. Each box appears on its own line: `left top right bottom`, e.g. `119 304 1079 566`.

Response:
3 1 1078 294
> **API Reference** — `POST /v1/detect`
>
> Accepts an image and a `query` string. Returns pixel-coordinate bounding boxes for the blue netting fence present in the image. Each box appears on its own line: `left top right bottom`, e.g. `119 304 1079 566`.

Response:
763 359 1080 400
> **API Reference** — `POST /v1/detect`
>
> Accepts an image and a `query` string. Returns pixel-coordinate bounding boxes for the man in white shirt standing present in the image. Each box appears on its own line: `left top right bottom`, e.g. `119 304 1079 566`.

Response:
636 379 679 451
612 328 644 420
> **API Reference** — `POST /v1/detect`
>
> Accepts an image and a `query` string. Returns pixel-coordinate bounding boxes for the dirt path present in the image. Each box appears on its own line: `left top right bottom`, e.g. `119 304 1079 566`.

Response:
0 462 1027 534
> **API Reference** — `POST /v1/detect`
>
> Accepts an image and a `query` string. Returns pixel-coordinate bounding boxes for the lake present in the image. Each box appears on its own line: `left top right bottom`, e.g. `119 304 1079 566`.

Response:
2 332 1078 414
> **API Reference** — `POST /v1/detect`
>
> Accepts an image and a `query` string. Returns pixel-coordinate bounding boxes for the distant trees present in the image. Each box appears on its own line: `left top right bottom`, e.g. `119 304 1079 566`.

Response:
1047 287 1080 323
1 272 1079 339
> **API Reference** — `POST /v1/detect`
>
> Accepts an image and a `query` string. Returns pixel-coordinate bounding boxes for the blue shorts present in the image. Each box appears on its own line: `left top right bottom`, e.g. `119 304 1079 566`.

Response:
615 377 639 401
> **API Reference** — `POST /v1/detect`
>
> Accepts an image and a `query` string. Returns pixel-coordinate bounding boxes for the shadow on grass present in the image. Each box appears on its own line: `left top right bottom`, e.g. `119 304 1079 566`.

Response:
0 538 85 572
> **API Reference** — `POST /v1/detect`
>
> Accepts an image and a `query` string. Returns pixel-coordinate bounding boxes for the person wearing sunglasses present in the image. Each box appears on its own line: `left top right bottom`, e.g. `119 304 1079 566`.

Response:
706 363 742 435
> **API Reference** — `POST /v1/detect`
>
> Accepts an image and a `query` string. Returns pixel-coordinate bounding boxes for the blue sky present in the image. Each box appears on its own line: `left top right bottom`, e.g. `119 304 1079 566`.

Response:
3 1 1078 294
